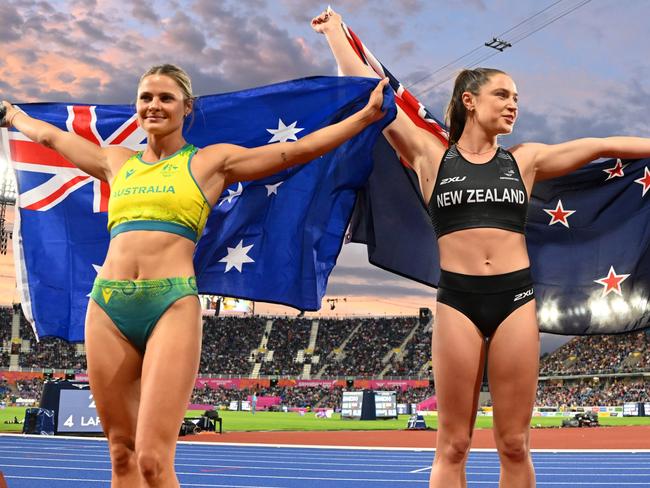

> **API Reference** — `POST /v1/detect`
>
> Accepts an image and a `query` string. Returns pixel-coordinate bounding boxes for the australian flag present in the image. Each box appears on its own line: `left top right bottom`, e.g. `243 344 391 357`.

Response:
342 24 650 335
6 76 396 342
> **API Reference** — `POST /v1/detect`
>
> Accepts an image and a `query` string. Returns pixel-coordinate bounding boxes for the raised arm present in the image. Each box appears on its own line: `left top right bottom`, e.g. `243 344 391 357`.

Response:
311 8 379 78
514 137 650 181
208 78 390 187
311 8 445 173
1 101 127 182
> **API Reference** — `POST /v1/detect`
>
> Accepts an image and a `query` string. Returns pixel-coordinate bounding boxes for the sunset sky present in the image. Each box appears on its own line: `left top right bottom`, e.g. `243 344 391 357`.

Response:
1 0 648 352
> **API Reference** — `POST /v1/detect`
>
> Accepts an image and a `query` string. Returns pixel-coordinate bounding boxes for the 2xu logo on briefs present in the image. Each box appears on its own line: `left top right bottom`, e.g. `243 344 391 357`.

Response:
513 289 534 302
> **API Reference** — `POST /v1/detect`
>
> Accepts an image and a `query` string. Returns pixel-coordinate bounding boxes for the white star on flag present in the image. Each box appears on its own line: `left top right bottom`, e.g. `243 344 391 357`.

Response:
634 167 650 197
86 264 103 297
265 181 283 196
267 119 304 143
219 182 244 206
543 200 576 228
603 159 627 180
594 266 630 297
219 240 255 273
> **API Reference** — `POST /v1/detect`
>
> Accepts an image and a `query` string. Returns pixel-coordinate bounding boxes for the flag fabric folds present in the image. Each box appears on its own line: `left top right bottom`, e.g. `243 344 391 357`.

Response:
341 24 446 288
342 25 650 335
6 76 396 342
528 158 650 335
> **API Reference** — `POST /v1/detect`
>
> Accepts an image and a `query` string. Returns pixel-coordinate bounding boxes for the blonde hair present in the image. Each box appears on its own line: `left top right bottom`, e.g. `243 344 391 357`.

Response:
445 68 507 144
139 64 196 106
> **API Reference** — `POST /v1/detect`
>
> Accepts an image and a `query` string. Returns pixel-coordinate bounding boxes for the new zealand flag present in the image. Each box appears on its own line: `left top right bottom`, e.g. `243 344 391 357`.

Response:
341 23 650 335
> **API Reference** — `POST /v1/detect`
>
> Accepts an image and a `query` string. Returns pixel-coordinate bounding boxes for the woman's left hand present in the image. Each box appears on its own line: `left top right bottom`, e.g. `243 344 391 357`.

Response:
362 78 389 124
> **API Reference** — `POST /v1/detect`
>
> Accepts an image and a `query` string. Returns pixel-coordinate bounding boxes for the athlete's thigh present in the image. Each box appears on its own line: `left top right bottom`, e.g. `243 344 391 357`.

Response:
487 300 539 436
433 303 487 431
85 300 142 441
136 295 202 449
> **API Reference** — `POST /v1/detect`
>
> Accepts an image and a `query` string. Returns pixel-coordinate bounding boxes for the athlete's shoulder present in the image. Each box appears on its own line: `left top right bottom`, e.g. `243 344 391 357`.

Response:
507 142 545 168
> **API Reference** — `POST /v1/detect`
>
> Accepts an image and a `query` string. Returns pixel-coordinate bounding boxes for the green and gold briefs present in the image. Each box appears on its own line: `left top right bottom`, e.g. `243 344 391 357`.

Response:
90 276 198 352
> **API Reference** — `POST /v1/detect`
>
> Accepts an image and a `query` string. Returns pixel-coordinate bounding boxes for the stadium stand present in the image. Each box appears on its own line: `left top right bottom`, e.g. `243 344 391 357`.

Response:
383 321 433 377
258 318 312 376
200 316 266 375
535 378 650 406
319 317 419 377
539 331 650 375
2 306 650 410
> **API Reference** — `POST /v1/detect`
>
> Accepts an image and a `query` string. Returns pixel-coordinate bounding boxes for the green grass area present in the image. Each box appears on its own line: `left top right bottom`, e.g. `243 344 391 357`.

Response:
0 407 29 432
3 407 650 433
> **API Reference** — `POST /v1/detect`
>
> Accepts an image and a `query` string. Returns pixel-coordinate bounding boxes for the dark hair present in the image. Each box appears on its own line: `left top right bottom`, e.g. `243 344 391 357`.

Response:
445 68 507 144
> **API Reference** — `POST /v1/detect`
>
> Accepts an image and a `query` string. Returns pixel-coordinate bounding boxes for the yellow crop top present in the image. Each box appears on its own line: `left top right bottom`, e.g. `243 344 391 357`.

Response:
108 144 210 242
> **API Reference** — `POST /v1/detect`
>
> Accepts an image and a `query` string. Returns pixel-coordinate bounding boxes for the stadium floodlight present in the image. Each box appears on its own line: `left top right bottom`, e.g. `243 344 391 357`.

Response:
630 294 648 312
589 297 610 321
0 130 17 204
538 300 561 327
611 297 630 316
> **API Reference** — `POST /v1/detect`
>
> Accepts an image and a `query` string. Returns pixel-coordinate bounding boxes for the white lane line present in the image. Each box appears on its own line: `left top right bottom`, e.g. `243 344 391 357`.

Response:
0 450 432 468
5 435 650 454
0 458 430 475
4 453 650 477
4 476 110 484
3 476 277 487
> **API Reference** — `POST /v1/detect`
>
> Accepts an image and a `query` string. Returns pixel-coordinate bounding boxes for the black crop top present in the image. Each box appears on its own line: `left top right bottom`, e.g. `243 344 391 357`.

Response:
428 145 528 238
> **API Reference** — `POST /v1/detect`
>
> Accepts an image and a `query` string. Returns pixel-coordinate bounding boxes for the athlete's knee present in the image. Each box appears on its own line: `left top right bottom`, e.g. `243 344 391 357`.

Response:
108 436 136 475
136 448 164 484
497 432 529 463
439 436 472 464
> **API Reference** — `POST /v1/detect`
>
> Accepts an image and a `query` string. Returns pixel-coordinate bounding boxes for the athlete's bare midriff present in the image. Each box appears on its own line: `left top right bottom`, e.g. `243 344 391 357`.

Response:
438 227 530 275
98 231 196 280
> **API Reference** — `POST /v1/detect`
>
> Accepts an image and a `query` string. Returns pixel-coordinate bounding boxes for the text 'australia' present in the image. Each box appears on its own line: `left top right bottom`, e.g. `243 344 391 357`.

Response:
112 185 176 197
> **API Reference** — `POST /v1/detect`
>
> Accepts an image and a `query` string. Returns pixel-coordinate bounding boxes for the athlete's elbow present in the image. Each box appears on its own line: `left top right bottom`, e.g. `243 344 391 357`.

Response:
35 128 59 150
286 140 318 167
588 137 613 158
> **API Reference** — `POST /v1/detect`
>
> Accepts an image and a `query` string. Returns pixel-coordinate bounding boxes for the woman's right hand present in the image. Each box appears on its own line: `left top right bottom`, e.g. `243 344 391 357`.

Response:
1 101 17 128
310 7 343 34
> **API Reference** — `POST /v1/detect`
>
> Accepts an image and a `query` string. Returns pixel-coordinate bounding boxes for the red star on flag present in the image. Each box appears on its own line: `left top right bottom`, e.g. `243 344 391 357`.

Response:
634 167 650 197
543 200 576 227
594 266 630 297
603 159 627 180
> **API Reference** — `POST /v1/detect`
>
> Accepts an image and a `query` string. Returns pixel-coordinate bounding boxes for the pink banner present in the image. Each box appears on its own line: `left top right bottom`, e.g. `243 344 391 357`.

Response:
295 380 338 388
417 395 437 411
188 404 215 410
190 377 430 391
248 395 281 410
195 378 240 389
355 379 428 391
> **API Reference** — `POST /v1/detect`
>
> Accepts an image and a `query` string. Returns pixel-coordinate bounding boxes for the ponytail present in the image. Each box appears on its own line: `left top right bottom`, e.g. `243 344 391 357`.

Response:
445 68 506 145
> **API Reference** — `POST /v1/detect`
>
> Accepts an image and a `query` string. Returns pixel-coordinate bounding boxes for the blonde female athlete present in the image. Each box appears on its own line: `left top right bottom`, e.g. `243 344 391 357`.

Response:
1 64 388 488
312 9 650 488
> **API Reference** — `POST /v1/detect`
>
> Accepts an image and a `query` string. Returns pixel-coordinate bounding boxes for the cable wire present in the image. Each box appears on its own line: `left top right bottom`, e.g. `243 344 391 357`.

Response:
410 0 593 97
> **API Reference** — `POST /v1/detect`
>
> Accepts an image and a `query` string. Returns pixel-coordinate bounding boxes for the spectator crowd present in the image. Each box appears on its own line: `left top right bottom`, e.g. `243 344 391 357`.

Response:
539 331 650 375
2 305 650 412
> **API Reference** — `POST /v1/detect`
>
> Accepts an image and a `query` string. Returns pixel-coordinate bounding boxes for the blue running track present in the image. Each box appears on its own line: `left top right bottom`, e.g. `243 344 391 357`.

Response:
1 434 650 487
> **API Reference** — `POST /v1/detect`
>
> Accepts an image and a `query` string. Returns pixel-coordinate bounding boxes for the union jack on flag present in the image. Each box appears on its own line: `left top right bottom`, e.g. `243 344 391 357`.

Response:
10 105 145 212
